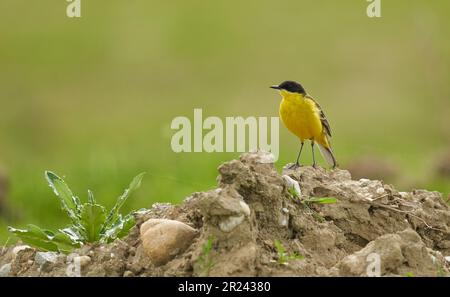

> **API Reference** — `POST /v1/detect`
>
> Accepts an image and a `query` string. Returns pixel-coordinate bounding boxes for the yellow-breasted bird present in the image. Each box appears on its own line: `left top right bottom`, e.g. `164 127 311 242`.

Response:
271 81 337 169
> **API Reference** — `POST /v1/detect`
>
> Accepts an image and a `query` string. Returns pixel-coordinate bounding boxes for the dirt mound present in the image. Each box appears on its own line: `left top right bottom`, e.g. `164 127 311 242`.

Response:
1 152 450 277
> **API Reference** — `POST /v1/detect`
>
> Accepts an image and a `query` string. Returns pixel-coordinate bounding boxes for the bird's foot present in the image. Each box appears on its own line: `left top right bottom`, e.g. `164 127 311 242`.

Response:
287 163 301 170
312 163 318 169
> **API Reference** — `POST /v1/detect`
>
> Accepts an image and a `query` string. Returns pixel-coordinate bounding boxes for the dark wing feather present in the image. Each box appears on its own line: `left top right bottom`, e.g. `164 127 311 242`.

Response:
305 94 332 137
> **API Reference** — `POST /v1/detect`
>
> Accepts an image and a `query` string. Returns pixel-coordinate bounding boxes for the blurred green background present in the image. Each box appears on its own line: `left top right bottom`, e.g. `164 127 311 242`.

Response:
1 0 449 242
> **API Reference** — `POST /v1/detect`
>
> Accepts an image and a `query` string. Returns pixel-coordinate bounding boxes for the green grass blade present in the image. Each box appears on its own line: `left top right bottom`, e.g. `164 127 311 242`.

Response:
304 197 338 204
274 239 285 254
52 232 81 254
274 239 286 263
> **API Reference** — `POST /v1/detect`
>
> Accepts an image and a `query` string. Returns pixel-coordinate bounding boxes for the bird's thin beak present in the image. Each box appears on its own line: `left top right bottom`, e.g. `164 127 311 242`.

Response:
270 85 281 90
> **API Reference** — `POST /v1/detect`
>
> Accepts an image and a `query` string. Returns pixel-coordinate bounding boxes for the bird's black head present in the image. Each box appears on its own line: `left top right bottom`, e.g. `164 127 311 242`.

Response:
270 81 306 94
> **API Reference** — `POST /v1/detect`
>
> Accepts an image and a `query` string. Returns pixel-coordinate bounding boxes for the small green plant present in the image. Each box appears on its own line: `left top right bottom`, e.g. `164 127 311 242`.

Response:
8 171 145 253
197 236 215 275
274 239 304 265
404 272 415 277
287 184 337 205
288 187 300 199
288 185 337 222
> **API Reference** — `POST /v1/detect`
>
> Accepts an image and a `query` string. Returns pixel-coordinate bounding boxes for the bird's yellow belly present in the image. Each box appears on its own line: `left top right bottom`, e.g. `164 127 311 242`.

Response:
279 98 323 141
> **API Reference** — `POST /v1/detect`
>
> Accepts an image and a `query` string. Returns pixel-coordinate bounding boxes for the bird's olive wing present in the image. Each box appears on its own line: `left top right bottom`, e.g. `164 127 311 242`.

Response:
306 95 332 137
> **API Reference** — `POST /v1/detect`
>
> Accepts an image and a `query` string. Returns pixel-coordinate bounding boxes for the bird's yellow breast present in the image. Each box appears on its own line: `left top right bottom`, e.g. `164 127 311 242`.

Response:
279 92 323 141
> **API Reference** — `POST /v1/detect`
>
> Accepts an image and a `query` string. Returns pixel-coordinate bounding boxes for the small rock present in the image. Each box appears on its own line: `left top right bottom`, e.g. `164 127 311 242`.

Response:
0 263 11 277
198 187 251 232
376 188 385 195
445 256 450 263
358 178 371 186
279 215 288 227
12 245 31 255
219 215 245 232
123 270 134 277
336 229 447 276
74 255 91 268
140 219 198 266
282 175 301 197
35 252 58 266
239 201 251 216
66 253 78 264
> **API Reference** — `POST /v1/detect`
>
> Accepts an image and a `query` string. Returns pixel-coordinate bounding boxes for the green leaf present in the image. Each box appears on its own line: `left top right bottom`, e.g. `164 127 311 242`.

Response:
8 224 58 252
102 213 136 243
202 236 214 254
274 239 287 264
45 171 82 223
274 240 285 255
304 197 338 204
80 203 106 242
288 187 300 199
59 227 82 241
116 214 136 239
197 236 215 274
102 173 145 233
52 232 81 254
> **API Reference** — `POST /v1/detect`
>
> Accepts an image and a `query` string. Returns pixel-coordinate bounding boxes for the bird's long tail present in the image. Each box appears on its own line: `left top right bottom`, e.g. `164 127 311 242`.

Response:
317 142 337 168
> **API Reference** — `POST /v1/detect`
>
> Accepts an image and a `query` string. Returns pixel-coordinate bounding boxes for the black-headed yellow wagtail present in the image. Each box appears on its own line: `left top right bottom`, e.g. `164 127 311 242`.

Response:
271 81 337 169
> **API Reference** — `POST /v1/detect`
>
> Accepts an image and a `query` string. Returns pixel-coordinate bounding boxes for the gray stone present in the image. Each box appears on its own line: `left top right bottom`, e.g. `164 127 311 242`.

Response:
0 263 11 277
35 252 58 266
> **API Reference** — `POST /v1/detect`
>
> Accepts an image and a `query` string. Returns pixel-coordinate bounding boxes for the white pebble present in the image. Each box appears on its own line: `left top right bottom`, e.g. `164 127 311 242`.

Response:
219 215 245 232
239 201 251 216
282 175 302 197
358 179 370 186
376 188 385 195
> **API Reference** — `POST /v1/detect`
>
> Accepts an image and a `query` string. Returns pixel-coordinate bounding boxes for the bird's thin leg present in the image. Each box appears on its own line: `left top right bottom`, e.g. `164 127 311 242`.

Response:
295 141 304 165
288 141 304 169
311 140 317 168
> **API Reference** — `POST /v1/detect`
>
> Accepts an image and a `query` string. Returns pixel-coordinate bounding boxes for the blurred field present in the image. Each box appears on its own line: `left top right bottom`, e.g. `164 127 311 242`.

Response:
1 1 449 242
